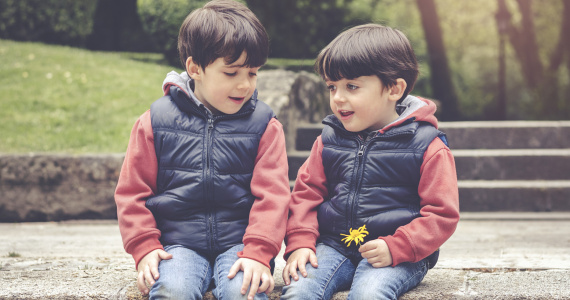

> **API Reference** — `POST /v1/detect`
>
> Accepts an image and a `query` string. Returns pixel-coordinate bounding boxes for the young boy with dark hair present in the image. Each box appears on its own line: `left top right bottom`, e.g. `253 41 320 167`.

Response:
281 24 460 299
114 1 290 299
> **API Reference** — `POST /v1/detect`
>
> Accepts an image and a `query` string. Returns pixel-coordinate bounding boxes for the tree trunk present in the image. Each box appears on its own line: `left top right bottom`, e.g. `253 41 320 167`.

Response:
416 0 460 120
87 0 150 52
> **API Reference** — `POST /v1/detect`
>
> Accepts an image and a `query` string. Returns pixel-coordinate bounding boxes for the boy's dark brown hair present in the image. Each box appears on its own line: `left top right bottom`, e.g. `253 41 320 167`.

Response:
315 24 419 102
178 0 268 70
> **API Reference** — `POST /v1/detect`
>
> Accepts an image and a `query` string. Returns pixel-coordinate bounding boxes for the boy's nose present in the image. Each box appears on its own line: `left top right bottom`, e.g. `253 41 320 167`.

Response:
332 91 346 103
237 78 252 90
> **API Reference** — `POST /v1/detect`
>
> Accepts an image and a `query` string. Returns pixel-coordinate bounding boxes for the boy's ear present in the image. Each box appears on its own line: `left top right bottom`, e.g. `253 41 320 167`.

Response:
186 57 202 80
387 78 407 102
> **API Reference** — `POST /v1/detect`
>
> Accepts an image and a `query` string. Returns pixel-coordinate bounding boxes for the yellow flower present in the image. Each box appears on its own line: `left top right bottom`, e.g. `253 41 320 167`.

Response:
340 225 369 247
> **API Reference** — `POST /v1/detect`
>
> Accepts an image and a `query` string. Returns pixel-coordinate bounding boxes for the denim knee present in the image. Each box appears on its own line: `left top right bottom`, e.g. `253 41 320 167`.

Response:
149 245 212 300
212 244 268 300
281 244 354 300
348 259 428 300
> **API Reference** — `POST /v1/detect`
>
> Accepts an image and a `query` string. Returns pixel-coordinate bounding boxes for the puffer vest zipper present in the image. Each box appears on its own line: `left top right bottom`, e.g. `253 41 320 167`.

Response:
146 86 275 256
318 115 445 266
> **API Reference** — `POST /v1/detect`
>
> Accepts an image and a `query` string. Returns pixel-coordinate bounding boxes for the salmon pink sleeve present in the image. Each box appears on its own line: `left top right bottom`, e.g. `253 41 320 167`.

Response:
284 136 328 258
115 110 163 268
238 118 291 268
381 137 460 266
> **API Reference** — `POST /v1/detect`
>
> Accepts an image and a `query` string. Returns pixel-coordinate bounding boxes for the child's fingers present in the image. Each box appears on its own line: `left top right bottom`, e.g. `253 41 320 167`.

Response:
309 251 319 268
227 260 241 279
298 257 309 277
288 260 300 281
265 273 275 294
258 273 270 294
136 271 149 295
143 265 155 285
282 263 293 285
158 250 173 260
240 269 252 295
247 273 261 300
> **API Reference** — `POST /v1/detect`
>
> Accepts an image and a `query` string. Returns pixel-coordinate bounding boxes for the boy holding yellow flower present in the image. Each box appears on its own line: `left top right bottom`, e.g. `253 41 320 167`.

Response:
281 24 460 299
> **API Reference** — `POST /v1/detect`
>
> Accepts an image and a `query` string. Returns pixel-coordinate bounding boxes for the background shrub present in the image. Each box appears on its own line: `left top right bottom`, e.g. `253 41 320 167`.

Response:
0 0 96 47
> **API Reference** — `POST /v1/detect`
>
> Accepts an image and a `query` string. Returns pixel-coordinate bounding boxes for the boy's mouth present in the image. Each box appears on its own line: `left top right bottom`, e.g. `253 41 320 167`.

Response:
338 110 354 118
229 96 245 103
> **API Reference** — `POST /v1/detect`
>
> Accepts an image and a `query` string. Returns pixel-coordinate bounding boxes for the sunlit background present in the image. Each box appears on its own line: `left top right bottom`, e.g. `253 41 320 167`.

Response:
0 0 568 153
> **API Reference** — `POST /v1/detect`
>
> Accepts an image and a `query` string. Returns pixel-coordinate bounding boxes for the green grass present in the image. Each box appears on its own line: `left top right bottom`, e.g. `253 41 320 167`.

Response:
8 251 21 257
0 39 183 153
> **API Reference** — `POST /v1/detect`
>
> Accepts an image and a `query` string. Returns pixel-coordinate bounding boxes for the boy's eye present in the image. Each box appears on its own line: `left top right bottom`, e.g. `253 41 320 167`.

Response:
327 85 336 91
347 84 358 90
224 72 237 76
249 72 257 77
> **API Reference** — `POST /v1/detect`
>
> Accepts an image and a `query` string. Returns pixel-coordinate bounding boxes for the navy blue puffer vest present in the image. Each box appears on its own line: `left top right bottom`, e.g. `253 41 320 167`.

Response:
318 115 446 266
146 85 275 256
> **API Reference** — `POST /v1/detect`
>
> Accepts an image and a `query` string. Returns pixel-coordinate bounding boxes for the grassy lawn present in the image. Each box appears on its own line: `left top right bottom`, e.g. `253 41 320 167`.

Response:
0 40 315 154
0 39 183 153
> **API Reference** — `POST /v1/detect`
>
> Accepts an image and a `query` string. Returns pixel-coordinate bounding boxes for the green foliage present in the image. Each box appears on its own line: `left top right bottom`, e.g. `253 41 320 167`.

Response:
138 0 208 67
0 39 182 153
246 0 376 59
0 0 97 47
8 251 21 257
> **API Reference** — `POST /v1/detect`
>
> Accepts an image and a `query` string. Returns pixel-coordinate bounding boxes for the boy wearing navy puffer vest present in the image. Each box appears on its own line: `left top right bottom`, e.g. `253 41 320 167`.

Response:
114 1 290 299
281 24 460 300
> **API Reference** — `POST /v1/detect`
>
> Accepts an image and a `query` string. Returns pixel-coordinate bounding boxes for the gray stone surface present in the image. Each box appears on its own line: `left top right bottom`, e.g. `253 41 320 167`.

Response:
0 154 123 222
295 121 570 150
257 70 329 151
1 213 569 299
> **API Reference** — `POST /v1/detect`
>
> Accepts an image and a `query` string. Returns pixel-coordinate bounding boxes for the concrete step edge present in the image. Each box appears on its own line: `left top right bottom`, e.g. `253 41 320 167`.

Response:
458 180 570 188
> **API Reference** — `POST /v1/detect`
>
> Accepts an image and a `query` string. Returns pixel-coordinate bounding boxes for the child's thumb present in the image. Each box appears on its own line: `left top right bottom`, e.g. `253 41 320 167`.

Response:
309 251 318 267
158 250 173 260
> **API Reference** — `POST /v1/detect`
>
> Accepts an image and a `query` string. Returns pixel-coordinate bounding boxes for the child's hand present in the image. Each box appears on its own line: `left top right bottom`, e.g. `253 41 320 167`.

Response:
358 239 393 268
136 249 173 295
282 248 318 285
227 258 274 300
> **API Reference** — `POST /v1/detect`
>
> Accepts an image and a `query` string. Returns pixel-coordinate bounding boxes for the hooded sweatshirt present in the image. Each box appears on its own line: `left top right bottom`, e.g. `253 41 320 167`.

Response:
285 96 460 267
115 72 290 269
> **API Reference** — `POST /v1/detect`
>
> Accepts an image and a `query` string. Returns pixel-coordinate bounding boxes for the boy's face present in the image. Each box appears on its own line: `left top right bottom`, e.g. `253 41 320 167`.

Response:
326 75 401 132
188 51 260 115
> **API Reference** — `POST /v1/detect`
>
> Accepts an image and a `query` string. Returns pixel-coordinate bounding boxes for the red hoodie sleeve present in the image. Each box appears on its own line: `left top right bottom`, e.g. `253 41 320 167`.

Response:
115 110 163 268
381 137 460 266
238 118 291 268
284 136 327 258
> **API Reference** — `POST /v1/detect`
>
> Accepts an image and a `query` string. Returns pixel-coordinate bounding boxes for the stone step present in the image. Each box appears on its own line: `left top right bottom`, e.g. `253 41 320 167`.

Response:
295 121 570 151
288 149 570 181
288 179 570 212
3 214 570 299
458 180 570 211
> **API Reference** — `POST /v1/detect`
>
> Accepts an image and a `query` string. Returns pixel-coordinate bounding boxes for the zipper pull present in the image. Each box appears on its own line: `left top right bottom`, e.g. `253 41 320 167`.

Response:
358 144 365 157
208 118 214 129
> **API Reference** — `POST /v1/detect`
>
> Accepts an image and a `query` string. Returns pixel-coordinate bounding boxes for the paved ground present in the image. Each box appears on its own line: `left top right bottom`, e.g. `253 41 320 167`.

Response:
1 212 569 299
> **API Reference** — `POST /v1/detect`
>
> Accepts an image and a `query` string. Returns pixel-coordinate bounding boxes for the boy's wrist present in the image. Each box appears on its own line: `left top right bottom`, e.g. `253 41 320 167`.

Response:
239 241 275 269
284 231 318 259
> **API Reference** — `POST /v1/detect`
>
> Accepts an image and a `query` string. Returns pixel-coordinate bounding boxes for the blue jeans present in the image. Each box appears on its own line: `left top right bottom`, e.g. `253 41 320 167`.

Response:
149 244 268 300
281 243 428 300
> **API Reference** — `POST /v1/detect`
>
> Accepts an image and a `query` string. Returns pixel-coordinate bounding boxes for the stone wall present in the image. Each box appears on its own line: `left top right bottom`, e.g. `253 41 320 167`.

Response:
0 70 329 222
257 70 329 150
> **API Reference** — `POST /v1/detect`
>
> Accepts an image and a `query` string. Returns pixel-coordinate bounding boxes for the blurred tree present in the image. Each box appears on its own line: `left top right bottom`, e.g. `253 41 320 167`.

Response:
138 0 208 67
499 0 570 118
416 0 460 120
0 0 96 47
87 0 152 52
245 0 375 59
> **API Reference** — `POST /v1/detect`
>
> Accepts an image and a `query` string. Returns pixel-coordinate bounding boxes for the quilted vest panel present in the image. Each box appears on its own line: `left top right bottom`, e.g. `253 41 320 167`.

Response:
146 86 275 254
318 115 443 263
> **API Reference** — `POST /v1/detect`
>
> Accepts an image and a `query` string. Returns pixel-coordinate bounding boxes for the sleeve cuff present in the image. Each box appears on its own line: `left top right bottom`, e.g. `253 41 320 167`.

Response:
284 231 318 259
239 241 277 269
130 238 164 269
381 232 415 267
